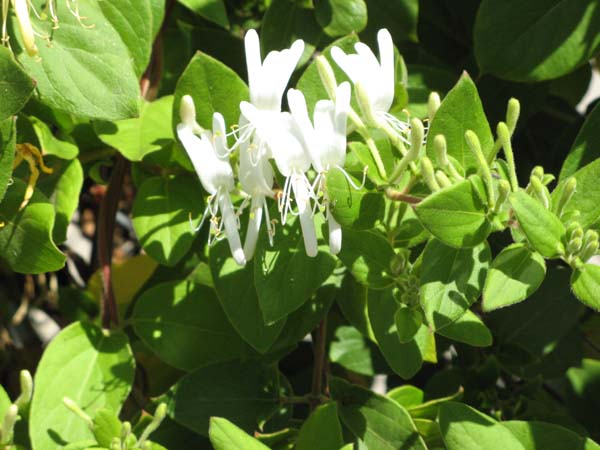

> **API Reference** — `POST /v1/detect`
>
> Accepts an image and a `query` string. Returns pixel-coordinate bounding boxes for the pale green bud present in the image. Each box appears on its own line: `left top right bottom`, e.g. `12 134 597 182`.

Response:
316 55 338 100
428 92 441 121
435 170 452 188
355 82 378 126
584 229 599 247
434 134 449 166
529 176 550 209
1 404 18 444
531 166 544 181
410 118 425 157
570 227 584 241
556 177 576 217
15 370 33 412
497 122 518 191
466 130 495 209
420 156 440 192
506 98 521 135
581 240 600 262
495 180 511 211
568 237 583 255
63 397 93 429
138 403 167 446
110 437 121 450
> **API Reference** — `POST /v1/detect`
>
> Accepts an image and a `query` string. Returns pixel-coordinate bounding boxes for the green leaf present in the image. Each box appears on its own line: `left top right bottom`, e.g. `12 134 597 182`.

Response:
387 385 424 409
95 96 175 162
414 179 491 248
297 35 359 114
571 263 600 310
38 158 84 244
336 276 376 341
509 190 566 258
209 417 270 450
261 0 322 66
560 102 600 180
0 179 65 274
329 325 374 376
29 322 135 450
425 73 494 172
330 377 427 450
368 289 435 378
503 420 592 450
414 419 444 449
13 2 141 120
179 0 229 29
210 239 285 354
474 0 600 82
92 409 122 448
436 310 492 347
438 402 526 450
326 169 384 230
0 385 11 422
0 117 16 203
295 403 344 450
254 220 336 324
314 0 367 37
553 158 600 229
173 52 248 132
131 175 203 266
420 239 490 330
98 0 154 76
165 362 280 436
132 280 252 371
483 243 546 311
406 389 463 420
29 116 79 160
336 229 395 288
395 305 422 343
0 46 34 121
362 0 419 43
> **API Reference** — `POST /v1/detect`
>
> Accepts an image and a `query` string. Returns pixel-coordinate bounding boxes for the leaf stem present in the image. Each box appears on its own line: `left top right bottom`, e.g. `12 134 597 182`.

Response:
311 319 328 410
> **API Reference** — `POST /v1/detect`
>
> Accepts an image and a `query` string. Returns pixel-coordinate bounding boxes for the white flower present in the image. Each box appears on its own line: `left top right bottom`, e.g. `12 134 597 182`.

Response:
287 82 354 254
237 29 305 160
237 115 275 261
269 113 318 258
331 29 409 138
177 95 246 266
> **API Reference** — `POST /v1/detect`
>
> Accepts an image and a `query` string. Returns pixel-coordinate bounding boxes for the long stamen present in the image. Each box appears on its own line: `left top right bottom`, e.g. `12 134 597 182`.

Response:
335 165 367 190
263 196 274 246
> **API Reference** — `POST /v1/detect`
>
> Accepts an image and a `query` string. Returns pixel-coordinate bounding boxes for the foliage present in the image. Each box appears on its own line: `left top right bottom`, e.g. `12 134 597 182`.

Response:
2 0 600 449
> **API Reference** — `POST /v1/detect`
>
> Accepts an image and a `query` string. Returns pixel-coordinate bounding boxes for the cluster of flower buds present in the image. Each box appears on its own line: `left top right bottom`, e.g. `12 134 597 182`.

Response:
177 28 415 266
2 0 90 57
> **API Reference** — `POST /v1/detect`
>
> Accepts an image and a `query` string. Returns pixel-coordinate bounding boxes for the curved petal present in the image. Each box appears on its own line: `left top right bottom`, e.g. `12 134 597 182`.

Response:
243 195 264 260
244 29 262 101
377 28 395 112
327 208 342 254
292 175 318 257
218 191 246 266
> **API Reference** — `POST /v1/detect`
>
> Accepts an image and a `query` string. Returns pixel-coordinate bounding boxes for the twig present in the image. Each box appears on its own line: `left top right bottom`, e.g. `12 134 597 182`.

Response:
385 187 422 204
97 155 128 329
311 319 328 410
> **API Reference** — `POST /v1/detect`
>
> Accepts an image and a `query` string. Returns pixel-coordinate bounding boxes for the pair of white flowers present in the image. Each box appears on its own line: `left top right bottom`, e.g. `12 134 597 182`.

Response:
177 28 397 266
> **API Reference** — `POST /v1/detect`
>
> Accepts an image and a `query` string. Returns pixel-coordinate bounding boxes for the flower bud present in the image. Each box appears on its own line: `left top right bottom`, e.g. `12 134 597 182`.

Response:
110 437 121 450
390 252 407 276
531 166 544 181
14 0 38 57
568 237 583 255
63 397 93 429
410 118 425 157
420 156 440 192
121 421 132 441
428 92 441 121
435 170 452 188
465 130 495 209
316 55 338 100
556 177 576 218
180 95 197 127
497 122 518 191
570 227 584 241
529 176 549 209
495 179 511 212
1 404 18 444
139 403 167 445
581 240 600 262
584 230 599 247
506 98 521 135
355 81 379 126
15 370 33 412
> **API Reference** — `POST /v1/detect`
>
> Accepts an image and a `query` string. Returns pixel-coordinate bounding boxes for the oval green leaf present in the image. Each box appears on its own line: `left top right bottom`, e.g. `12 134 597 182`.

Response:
0 46 34 121
30 322 135 450
483 243 546 311
571 263 600 310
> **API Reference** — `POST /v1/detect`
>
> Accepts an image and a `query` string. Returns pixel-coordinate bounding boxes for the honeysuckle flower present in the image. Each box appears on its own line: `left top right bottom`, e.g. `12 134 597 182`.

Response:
287 82 354 254
236 29 304 161
269 112 318 258
331 29 410 141
177 95 246 266
237 115 275 261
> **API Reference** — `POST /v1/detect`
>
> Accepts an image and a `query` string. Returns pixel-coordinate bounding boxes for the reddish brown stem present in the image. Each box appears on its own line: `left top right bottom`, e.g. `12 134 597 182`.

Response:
311 319 328 410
